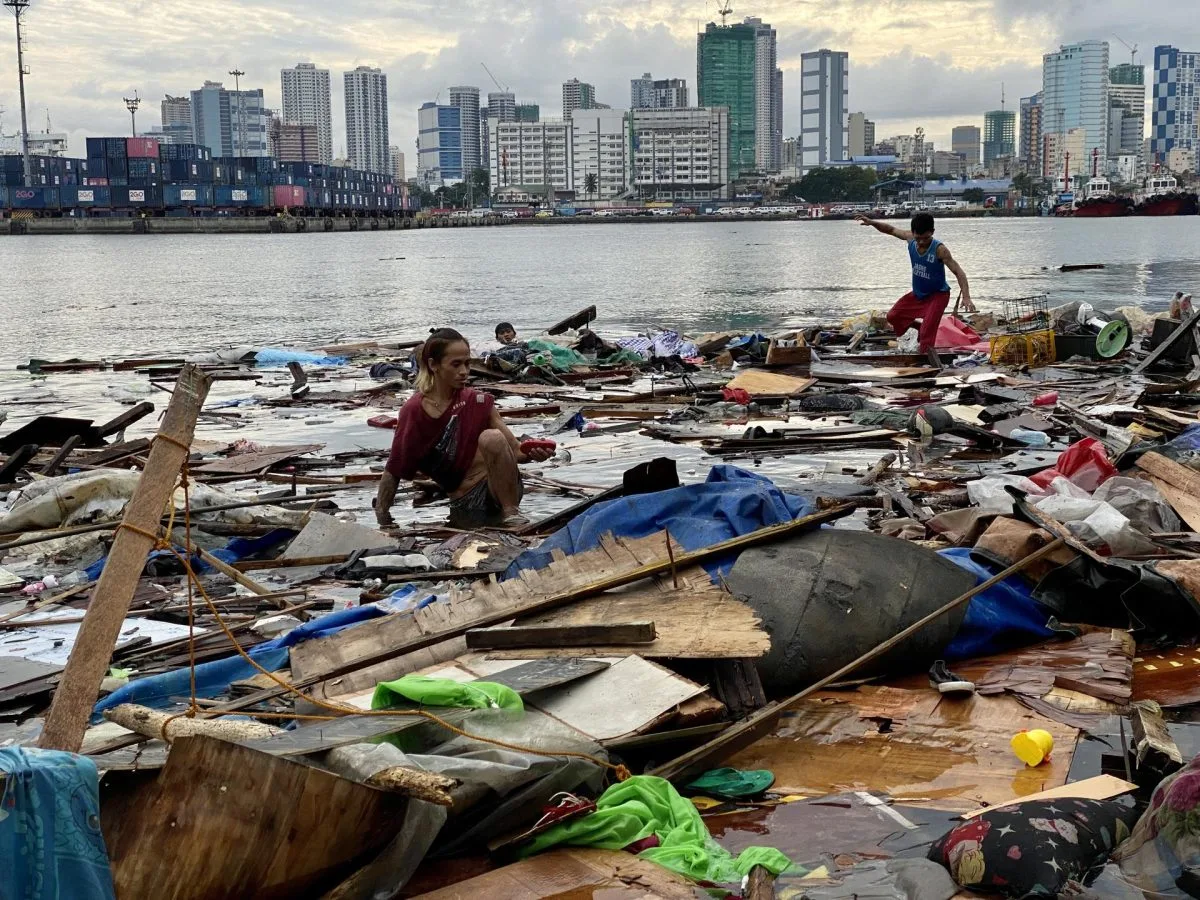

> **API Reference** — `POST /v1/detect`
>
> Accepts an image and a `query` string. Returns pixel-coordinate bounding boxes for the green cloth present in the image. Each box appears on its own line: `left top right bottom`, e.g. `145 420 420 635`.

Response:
525 338 588 371
371 675 523 713
519 775 791 884
598 348 647 367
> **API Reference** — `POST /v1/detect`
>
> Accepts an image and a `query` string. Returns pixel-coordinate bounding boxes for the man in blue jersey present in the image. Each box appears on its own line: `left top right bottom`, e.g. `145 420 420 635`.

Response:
856 212 974 354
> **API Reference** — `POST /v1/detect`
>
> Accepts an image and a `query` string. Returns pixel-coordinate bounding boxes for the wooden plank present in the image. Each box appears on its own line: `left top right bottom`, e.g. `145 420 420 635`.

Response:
75 437 152 467
0 444 39 483
96 401 155 439
1138 451 1200 496
1151 478 1200 532
192 443 323 474
547 304 597 335
170 529 273 596
104 735 405 900
1134 308 1200 373
724 370 816 397
39 434 82 476
37 364 210 753
465 621 655 649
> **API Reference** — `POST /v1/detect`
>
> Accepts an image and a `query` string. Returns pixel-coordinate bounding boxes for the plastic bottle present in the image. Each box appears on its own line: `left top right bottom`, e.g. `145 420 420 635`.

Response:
1009 428 1051 447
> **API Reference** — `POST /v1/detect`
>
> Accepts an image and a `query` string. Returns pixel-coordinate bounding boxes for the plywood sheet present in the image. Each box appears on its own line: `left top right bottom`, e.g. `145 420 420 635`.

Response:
193 443 323 474
281 512 395 559
722 685 1079 813
1151 477 1200 532
959 775 1136 819
529 655 705 741
725 370 816 397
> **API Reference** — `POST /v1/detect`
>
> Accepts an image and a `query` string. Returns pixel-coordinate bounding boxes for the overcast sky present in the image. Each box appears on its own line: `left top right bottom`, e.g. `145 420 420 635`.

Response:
1 0 1197 161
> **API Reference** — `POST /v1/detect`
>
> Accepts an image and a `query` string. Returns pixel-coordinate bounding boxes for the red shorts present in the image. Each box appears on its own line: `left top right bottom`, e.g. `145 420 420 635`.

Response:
887 290 951 352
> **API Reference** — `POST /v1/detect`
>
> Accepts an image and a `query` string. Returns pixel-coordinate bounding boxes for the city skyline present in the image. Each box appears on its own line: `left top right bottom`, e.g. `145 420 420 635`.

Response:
1 2 1198 164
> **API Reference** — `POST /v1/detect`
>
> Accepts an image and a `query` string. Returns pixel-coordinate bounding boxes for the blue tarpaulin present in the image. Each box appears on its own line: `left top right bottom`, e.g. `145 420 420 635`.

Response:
84 528 297 581
92 604 387 721
507 465 814 579
939 547 1056 659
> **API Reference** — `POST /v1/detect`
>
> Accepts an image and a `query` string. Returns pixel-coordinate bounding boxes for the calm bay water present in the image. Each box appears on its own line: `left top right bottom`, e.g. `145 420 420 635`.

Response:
2 216 1199 366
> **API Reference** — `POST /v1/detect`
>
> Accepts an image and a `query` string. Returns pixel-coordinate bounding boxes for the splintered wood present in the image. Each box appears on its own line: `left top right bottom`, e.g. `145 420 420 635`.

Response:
290 531 769 701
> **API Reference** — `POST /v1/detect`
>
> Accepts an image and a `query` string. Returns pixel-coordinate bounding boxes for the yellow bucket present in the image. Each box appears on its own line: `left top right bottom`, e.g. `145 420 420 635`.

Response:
1011 729 1054 766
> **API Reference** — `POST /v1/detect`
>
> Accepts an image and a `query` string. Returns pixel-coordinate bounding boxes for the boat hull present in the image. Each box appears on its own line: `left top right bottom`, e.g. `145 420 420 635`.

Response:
1069 198 1133 217
1134 193 1199 216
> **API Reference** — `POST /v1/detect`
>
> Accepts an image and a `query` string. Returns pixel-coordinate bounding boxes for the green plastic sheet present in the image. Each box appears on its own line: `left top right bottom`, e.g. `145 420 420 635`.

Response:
371 675 523 713
525 338 588 371
519 775 791 884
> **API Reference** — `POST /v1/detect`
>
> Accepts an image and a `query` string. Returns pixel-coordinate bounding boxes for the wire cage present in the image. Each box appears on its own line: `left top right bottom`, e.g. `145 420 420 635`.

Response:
990 330 1056 368
1000 294 1051 334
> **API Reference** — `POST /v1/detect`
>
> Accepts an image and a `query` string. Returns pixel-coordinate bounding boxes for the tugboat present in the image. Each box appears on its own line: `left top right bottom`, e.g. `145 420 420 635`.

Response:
1133 172 1199 216
1067 175 1133 217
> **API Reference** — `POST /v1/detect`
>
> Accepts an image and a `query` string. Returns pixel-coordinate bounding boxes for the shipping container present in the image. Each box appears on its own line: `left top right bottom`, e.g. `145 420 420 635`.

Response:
104 138 128 158
112 185 164 208
271 185 305 208
127 158 159 180
164 184 213 207
214 185 264 207
159 142 213 162
7 186 60 210
126 138 160 158
63 186 112 208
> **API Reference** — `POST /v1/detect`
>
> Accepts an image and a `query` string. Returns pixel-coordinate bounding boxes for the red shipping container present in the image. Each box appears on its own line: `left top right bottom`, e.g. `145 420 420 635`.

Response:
272 185 305 207
126 138 161 158
84 177 109 186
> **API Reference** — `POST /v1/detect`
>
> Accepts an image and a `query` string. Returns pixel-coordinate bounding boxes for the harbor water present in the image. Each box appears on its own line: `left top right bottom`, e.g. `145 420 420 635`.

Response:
2 216 1199 366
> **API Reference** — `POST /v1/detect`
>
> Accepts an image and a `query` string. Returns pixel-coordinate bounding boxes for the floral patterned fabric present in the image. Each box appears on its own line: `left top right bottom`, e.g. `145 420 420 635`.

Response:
1112 753 1200 894
927 798 1139 896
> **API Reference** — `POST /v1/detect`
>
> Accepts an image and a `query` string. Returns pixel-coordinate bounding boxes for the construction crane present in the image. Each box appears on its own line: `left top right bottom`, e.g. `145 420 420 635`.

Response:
715 0 733 26
1112 35 1138 67
481 63 508 94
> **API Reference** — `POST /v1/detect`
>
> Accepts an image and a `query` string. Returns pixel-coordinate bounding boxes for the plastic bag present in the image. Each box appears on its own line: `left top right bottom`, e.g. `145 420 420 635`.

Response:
966 475 1043 514
897 328 920 353
1029 438 1118 493
1093 477 1183 534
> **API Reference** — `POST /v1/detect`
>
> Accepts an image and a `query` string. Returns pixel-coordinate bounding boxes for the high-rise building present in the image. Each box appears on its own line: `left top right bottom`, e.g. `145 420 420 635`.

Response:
190 81 272 157
449 86 481 174
1019 92 1043 174
570 108 629 199
746 18 782 172
488 118 571 197
160 95 193 143
951 125 981 166
931 151 967 177
1107 64 1145 158
1042 41 1110 176
1044 127 1088 181
487 91 516 122
271 121 320 163
782 136 798 173
1151 46 1199 173
799 49 850 174
631 106 731 200
848 112 874 157
515 103 540 122
696 19 759 178
417 103 463 185
344 66 389 173
631 73 689 109
983 110 1016 165
562 79 597 117
280 63 333 165
389 146 406 182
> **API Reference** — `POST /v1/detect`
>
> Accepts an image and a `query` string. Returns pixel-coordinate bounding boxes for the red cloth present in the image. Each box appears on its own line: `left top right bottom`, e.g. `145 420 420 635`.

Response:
887 290 951 352
385 388 495 491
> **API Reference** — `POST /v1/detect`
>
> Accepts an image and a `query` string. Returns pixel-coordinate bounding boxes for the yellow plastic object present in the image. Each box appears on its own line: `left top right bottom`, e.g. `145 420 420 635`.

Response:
1011 729 1055 766
990 329 1056 368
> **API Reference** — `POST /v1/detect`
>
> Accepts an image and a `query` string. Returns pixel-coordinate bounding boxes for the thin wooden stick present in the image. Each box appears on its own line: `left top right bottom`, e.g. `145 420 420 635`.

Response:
665 528 679 589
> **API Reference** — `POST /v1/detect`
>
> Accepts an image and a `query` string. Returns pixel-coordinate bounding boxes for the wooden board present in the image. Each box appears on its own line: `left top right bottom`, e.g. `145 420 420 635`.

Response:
1151 477 1200 532
724 370 816 397
465 621 655 649
959 775 1137 819
104 735 406 900
193 443 323 474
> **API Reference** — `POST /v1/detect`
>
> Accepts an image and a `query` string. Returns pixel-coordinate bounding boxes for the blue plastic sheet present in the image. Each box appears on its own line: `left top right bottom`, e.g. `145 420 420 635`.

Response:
0 747 115 899
939 548 1056 660
507 466 813 579
84 528 296 581
253 348 347 367
92 604 387 721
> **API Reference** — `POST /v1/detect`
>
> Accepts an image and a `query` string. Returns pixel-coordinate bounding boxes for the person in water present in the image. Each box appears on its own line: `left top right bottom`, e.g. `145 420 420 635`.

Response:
375 328 554 528
495 322 518 344
855 212 975 353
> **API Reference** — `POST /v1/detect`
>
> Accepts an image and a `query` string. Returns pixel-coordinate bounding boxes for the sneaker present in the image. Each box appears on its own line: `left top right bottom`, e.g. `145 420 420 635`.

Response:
929 660 975 696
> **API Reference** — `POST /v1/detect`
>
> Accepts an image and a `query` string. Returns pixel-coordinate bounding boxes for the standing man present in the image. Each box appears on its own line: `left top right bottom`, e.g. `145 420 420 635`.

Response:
856 212 974 355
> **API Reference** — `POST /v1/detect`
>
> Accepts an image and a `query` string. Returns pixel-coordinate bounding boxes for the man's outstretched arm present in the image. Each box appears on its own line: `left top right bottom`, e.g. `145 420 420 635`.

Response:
854 213 914 240
938 243 976 312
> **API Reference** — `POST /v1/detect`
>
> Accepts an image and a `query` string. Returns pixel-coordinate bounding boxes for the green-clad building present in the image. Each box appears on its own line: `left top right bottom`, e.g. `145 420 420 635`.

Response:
697 21 758 178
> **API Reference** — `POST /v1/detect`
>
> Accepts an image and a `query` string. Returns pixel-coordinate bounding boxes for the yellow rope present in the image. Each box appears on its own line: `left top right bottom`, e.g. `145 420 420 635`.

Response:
117 443 629 781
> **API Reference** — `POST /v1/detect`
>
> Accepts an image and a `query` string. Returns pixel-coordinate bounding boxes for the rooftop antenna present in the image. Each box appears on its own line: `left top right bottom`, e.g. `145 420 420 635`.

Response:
123 91 140 137
716 0 733 26
1112 35 1138 67
1001 82 1006 111
4 0 32 187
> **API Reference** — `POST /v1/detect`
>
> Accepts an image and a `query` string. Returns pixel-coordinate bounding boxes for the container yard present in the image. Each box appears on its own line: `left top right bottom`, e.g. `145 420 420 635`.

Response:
0 136 417 220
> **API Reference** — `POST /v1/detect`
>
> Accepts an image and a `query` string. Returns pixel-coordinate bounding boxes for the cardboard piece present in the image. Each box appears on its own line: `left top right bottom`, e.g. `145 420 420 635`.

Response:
281 512 396 560
959 774 1138 818
724 370 816 397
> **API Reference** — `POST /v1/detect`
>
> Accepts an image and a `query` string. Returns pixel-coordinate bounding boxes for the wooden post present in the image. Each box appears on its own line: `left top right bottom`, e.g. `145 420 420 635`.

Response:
38 365 210 752
170 529 273 596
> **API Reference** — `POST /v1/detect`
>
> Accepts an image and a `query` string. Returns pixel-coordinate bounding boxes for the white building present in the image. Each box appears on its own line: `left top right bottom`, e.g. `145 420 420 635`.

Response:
281 63 333 165
800 49 849 174
1152 45 1200 173
1108 153 1139 184
1044 127 1088 182
389 146 406 182
1167 146 1198 176
631 73 689 109
160 95 193 144
344 66 389 174
747 18 782 172
570 108 629 199
191 81 272 157
562 79 597 118
489 118 572 197
1042 41 1110 171
417 102 464 185
631 107 730 200
449 86 481 173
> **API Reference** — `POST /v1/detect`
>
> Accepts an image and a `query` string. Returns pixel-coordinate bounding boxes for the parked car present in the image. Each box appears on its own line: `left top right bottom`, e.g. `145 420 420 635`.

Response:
534 209 554 218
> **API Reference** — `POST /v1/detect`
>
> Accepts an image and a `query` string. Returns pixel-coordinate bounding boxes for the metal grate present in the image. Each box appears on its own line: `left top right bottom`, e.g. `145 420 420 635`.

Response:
1000 294 1051 334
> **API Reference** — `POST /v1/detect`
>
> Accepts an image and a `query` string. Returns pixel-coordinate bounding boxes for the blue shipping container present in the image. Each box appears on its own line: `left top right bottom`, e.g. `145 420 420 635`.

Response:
8 186 59 209
164 184 213 206
214 185 264 207
127 158 159 179
112 186 163 208
63 186 112 208
160 143 212 162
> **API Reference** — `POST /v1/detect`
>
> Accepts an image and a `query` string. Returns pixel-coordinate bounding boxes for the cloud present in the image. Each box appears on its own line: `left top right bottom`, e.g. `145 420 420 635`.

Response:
0 0 1195 159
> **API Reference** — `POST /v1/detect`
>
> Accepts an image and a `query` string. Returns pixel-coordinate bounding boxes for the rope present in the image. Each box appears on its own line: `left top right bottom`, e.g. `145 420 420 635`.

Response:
118 438 629 781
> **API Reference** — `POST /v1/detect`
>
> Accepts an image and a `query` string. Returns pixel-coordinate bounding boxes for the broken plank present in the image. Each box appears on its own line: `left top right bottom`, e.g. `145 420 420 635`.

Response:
724 370 816 397
1138 451 1200 496
37 364 211 753
547 304 597 335
75 437 152 467
0 444 39 484
96 401 156 439
1135 309 1200 374
39 434 82 476
192 443 323 475
465 621 655 650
